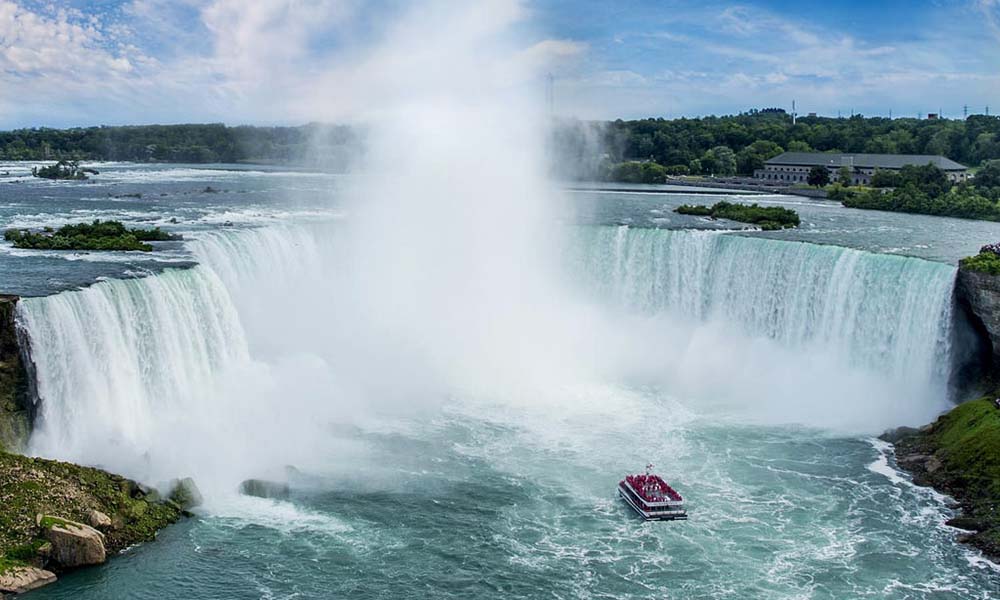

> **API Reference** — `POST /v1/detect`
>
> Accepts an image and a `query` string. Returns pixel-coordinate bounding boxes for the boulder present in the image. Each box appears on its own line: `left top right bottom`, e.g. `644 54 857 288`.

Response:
239 479 290 500
0 567 56 594
87 509 112 529
40 516 107 567
168 477 203 510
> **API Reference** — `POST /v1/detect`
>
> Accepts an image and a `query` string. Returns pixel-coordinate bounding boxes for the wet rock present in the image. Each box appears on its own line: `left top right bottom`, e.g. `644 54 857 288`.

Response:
0 567 56 594
947 516 987 531
896 453 932 466
168 477 204 510
39 516 107 567
239 479 290 500
879 426 919 444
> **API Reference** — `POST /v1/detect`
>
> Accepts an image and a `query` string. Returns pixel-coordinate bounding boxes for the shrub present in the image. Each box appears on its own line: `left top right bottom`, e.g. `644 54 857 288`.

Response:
3 220 181 252
962 246 1000 275
675 201 800 229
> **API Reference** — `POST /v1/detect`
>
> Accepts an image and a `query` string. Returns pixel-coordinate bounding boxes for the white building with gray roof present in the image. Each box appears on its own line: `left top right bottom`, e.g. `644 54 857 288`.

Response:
755 152 969 185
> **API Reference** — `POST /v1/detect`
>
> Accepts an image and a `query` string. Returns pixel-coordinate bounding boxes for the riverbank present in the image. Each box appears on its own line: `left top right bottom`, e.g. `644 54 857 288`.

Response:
0 451 189 594
883 398 1000 562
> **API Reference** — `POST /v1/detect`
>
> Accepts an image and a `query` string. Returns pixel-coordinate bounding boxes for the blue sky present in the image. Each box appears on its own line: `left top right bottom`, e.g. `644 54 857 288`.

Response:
0 0 998 127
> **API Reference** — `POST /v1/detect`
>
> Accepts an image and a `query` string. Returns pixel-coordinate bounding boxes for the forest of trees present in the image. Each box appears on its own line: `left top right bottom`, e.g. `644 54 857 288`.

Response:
4 112 1000 180
0 123 362 166
551 110 1000 179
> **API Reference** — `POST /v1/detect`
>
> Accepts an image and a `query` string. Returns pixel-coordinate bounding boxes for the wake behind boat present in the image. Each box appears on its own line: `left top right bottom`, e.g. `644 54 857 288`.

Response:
618 465 688 521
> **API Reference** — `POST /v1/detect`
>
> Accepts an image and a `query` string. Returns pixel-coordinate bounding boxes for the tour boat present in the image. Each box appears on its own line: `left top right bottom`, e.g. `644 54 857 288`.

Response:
618 465 687 521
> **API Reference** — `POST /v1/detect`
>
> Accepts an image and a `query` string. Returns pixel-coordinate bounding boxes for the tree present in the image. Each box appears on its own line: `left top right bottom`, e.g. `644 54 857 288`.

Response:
975 160 1000 189
807 165 830 187
838 165 854 185
736 140 783 175
871 168 901 188
705 145 737 176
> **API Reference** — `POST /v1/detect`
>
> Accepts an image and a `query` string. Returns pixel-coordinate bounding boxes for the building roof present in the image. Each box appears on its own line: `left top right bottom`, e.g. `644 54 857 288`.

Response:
765 152 967 171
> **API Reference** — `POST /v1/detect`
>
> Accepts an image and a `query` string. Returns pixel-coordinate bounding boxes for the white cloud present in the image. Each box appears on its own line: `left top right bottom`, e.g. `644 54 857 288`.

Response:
0 0 139 76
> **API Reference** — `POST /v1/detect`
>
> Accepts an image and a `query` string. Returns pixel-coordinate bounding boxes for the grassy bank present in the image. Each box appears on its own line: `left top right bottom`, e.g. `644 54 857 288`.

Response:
0 451 181 574
887 398 1000 560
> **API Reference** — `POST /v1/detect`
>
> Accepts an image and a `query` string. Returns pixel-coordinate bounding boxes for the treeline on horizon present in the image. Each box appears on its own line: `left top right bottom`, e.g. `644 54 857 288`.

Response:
3 110 1000 177
0 123 362 166
552 109 1000 180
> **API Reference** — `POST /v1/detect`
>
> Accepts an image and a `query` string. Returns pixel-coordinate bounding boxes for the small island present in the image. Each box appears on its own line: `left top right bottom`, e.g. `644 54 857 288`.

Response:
4 220 181 252
675 201 800 230
31 161 99 181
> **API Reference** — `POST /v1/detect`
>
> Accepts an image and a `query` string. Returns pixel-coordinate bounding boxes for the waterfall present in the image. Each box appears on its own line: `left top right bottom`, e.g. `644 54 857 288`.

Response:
14 224 961 483
17 266 251 479
568 226 956 388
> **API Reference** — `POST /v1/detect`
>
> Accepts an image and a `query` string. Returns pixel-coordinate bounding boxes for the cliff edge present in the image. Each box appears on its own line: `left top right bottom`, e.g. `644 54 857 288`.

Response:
0 296 30 452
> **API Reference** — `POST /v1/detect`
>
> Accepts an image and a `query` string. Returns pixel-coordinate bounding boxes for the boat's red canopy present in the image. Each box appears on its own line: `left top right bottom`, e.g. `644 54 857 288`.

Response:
624 474 682 502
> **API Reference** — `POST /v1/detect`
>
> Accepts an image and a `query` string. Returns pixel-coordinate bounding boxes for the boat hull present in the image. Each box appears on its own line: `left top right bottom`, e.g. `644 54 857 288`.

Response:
618 486 688 521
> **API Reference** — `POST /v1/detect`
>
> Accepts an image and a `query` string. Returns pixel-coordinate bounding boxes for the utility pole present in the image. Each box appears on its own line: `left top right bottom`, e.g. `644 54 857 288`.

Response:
546 73 555 117
964 105 969 118
889 109 893 120
792 100 796 125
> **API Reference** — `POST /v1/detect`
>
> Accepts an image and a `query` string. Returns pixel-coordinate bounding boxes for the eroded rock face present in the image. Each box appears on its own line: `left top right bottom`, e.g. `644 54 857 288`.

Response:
957 268 1000 371
41 517 107 567
0 566 56 594
0 295 32 452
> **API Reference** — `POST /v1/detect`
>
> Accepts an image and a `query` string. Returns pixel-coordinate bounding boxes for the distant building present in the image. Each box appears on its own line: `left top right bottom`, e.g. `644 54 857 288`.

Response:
755 152 969 185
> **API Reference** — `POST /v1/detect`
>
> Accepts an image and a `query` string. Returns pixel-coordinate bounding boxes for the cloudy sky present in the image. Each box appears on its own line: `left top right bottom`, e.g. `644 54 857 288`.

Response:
1 0 998 128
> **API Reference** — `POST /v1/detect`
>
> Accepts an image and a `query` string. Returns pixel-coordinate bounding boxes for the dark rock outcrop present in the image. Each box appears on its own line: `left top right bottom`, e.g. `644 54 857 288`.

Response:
168 477 203 511
0 296 31 452
956 268 1000 384
239 479 290 500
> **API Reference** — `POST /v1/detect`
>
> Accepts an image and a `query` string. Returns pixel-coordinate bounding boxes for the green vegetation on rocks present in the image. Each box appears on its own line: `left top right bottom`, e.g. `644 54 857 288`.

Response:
0 451 182 575
675 201 800 230
31 160 98 180
4 220 181 252
885 398 1000 561
961 245 1000 275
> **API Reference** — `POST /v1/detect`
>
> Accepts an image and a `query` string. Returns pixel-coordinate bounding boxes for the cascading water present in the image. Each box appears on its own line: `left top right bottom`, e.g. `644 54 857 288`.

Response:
15 221 961 489
570 225 956 385
18 266 250 481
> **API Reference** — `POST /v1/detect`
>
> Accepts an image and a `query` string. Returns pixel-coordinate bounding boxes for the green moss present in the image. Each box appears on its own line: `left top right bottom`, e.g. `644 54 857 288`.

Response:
0 451 182 563
0 555 28 575
961 251 1000 276
924 398 1000 498
37 516 74 530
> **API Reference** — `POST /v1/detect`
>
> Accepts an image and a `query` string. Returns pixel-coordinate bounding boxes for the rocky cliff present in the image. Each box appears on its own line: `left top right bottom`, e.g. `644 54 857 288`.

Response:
0 296 31 452
956 268 1000 364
